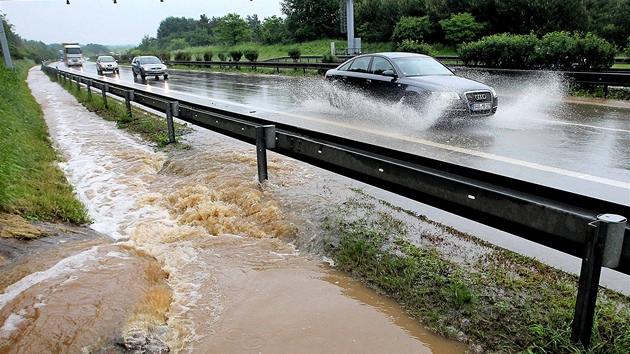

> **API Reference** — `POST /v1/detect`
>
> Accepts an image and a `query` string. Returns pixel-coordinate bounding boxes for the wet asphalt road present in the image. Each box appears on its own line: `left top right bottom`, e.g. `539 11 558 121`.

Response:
66 61 629 206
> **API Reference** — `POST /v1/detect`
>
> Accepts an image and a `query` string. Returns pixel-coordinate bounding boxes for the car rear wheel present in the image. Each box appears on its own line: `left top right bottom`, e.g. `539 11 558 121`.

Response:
164 74 168 80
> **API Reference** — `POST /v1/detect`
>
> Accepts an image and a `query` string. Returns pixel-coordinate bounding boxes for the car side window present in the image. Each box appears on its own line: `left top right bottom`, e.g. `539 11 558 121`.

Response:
370 57 394 75
347 57 371 73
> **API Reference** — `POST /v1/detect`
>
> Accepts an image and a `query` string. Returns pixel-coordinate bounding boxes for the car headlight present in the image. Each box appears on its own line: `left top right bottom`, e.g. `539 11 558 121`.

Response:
431 91 461 100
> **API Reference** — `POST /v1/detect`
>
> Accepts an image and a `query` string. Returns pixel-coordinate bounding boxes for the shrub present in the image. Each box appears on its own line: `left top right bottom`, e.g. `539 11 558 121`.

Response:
396 40 433 56
288 48 301 62
174 52 191 61
321 53 337 63
218 53 227 61
203 51 213 61
243 49 259 62
229 50 243 61
157 52 170 61
457 31 615 70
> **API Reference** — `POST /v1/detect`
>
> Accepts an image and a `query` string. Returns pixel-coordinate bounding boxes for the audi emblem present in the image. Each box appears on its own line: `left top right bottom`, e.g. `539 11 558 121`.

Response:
474 93 487 100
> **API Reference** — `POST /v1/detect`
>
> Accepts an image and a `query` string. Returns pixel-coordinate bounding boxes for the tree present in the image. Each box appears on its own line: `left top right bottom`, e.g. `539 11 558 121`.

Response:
281 0 340 42
247 14 263 43
439 13 485 45
82 43 111 57
356 0 427 43
167 38 189 51
261 16 287 45
391 16 432 43
156 16 199 48
216 13 251 45
136 35 158 53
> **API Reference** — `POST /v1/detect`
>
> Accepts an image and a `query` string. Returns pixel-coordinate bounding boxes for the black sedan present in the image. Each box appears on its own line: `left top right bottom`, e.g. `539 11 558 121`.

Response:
325 52 498 117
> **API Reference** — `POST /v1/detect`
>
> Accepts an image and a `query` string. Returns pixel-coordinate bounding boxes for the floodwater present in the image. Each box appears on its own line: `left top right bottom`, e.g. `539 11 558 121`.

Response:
0 69 471 352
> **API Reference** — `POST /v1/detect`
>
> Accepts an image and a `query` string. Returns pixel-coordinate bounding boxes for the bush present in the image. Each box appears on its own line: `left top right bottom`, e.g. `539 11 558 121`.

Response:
288 48 301 62
229 50 243 61
203 51 213 61
218 53 227 61
174 52 191 61
243 49 259 62
396 40 433 56
321 53 337 63
458 31 615 70
157 52 170 61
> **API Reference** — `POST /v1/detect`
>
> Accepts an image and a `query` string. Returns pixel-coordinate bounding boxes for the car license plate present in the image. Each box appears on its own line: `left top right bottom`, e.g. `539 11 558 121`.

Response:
471 102 491 111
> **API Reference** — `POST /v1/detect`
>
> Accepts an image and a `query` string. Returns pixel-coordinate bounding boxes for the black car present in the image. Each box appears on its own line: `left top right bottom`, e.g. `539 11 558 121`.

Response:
325 52 498 117
131 55 168 80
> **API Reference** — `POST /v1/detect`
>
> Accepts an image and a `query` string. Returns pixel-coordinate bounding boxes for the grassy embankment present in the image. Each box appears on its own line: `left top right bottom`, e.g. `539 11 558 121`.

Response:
324 190 630 353
0 61 88 224
0 60 190 225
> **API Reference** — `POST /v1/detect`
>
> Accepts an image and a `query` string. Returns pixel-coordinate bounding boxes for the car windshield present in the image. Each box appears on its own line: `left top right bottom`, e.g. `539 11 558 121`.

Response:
393 57 453 77
99 56 115 62
140 57 162 64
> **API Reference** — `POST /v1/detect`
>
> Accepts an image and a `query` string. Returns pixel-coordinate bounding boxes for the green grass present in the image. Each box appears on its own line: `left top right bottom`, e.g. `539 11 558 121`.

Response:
323 190 630 353
0 61 89 223
54 73 191 148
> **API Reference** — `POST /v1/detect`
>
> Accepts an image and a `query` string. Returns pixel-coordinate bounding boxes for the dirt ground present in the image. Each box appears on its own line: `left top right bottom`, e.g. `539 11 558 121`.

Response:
0 213 106 267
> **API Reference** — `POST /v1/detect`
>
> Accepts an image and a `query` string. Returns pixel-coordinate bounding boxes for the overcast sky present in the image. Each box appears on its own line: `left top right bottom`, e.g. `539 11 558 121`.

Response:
0 0 284 46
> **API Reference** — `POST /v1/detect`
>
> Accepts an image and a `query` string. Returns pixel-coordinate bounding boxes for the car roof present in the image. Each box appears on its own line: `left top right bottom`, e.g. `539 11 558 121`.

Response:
358 52 432 59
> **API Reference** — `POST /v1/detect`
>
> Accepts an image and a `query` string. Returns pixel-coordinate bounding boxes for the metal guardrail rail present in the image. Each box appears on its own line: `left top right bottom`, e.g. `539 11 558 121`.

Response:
43 64 629 272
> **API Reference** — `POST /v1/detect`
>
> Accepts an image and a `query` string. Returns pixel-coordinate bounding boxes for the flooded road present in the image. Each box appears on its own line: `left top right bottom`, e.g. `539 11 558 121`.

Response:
0 68 472 352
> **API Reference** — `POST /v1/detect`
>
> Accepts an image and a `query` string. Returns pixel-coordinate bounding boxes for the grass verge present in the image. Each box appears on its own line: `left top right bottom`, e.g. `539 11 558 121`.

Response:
0 61 89 224
323 190 630 353
52 70 192 148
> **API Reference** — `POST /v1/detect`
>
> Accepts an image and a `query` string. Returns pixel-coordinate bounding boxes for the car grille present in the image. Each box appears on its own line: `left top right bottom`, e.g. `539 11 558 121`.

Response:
465 90 494 116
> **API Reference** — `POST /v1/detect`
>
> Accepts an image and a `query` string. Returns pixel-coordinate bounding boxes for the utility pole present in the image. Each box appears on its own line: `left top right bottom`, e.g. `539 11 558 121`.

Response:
344 0 360 55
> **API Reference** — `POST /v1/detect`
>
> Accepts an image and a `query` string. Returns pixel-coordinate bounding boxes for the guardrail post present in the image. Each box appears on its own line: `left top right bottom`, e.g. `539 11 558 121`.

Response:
124 90 134 118
255 125 276 183
76 76 81 91
571 214 627 349
86 80 92 98
165 101 179 144
101 84 109 109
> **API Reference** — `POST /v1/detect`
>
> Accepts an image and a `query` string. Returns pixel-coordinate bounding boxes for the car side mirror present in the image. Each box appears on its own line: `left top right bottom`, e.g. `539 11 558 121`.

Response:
382 70 397 78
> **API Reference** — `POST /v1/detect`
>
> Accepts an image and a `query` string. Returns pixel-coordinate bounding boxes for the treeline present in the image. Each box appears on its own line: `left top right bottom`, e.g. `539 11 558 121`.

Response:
134 0 630 55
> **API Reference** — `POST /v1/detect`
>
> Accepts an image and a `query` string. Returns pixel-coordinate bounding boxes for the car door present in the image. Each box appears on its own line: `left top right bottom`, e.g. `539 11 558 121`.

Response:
329 56 373 93
364 56 406 101
131 57 139 74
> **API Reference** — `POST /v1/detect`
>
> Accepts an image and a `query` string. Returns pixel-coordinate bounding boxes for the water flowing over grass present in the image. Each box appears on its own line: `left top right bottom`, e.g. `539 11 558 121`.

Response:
323 190 630 353
0 62 89 224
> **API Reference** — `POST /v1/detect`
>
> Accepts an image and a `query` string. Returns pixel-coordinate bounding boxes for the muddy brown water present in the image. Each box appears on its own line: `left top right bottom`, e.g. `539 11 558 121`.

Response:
0 68 471 353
